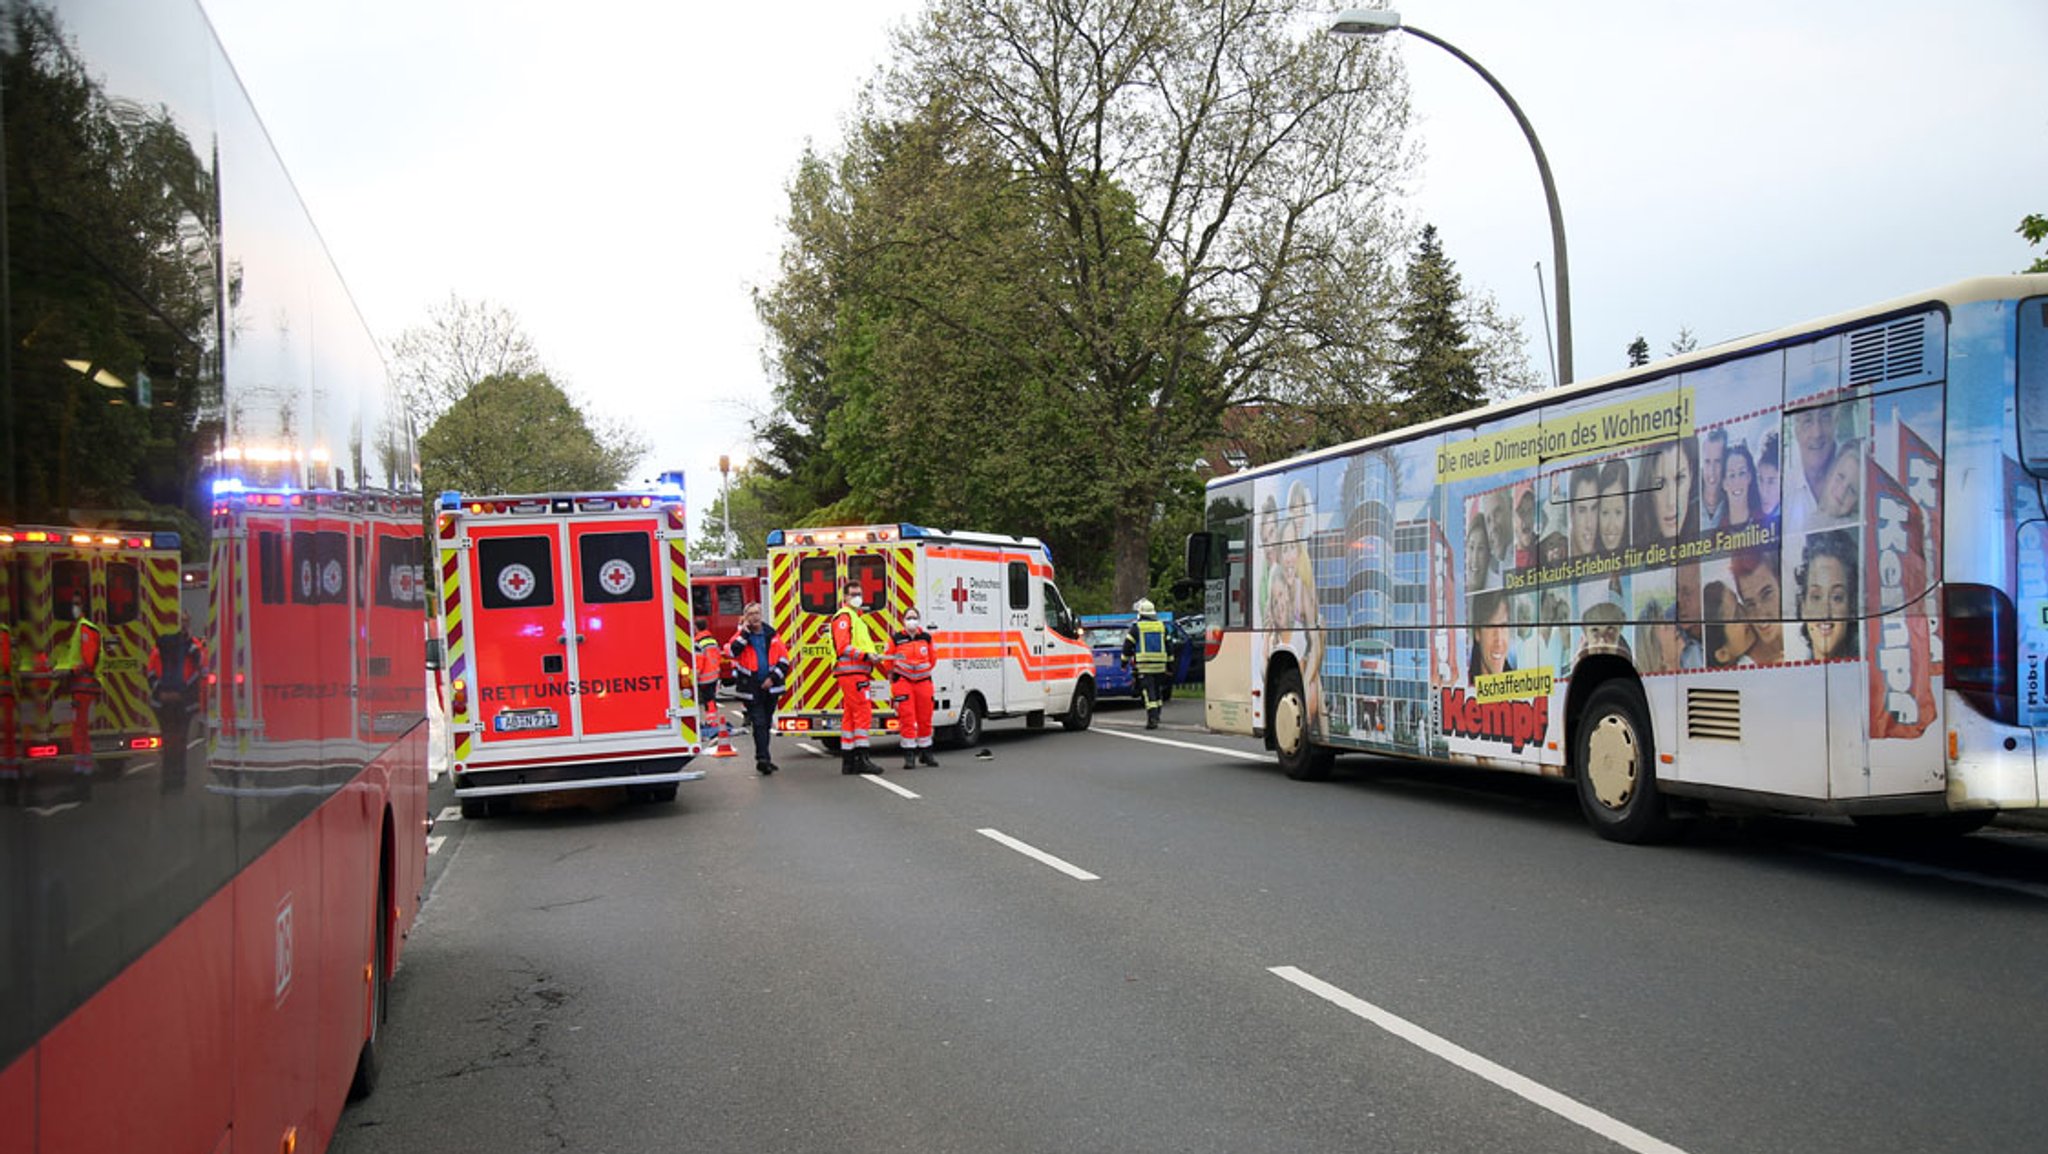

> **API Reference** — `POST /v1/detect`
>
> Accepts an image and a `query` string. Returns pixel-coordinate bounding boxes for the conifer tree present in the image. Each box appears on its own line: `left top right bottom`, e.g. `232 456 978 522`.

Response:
1391 225 1484 425
1627 335 1650 367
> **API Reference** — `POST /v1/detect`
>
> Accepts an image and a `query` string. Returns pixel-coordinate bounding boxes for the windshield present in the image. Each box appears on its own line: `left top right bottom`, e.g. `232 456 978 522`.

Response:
1084 626 1126 649
2020 296 2048 476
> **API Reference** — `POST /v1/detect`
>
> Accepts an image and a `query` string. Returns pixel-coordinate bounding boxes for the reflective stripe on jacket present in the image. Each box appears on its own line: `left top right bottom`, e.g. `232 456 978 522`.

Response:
727 627 791 699
887 630 936 682
1125 618 1170 674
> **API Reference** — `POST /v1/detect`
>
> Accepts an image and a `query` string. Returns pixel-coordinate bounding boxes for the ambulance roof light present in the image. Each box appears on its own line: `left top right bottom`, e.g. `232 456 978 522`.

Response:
438 491 461 511
655 471 685 500
765 530 785 546
211 477 247 498
900 524 928 539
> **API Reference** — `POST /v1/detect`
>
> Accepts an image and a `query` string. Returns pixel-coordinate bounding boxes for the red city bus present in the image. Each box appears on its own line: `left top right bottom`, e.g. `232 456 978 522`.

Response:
0 2 431 1151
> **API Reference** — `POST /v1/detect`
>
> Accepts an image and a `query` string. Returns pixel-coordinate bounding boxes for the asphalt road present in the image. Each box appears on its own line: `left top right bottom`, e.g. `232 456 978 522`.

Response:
337 695 2048 1154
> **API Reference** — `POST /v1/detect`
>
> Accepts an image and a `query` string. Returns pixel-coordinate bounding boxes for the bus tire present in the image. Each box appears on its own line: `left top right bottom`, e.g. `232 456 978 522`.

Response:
1272 668 1332 781
947 694 986 748
1572 679 1672 843
348 851 390 1102
1060 681 1095 731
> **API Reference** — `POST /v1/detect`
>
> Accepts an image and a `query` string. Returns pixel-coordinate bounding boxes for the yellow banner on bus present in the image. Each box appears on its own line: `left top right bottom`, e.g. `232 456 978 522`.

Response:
1435 388 1695 484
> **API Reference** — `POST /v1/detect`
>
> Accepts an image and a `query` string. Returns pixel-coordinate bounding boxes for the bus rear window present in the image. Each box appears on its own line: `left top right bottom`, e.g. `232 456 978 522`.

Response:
2019 297 2048 476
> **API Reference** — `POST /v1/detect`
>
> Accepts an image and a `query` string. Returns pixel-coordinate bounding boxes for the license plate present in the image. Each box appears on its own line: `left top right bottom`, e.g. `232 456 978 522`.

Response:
493 708 559 732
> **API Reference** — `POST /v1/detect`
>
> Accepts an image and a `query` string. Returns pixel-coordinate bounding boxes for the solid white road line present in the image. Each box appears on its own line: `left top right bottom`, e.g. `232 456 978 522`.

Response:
427 835 447 856
1092 726 1271 763
799 742 827 757
436 805 464 823
976 828 1100 881
862 774 920 800
1269 966 1689 1154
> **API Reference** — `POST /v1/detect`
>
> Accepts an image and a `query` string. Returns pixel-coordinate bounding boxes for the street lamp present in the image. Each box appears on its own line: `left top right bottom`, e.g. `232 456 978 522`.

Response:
1331 8 1573 385
717 454 734 558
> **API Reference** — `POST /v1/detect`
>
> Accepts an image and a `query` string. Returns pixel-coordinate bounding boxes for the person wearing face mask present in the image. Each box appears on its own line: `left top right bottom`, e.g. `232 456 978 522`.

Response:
830 579 887 774
727 602 791 775
886 609 939 769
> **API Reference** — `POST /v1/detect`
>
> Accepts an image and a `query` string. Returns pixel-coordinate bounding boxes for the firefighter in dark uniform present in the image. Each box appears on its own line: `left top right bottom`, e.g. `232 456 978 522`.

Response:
147 611 205 790
1122 598 1172 730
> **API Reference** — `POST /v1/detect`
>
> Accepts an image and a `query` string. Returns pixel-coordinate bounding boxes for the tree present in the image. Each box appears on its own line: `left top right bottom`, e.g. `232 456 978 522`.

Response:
2020 212 2048 274
417 372 637 497
1389 225 1483 425
759 0 1414 605
1626 336 1650 368
1668 326 1698 357
389 294 542 426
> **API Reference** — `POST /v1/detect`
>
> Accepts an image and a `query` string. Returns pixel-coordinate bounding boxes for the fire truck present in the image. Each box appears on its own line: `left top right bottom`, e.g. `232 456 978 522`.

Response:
436 476 704 816
765 523 1096 748
2 525 181 790
689 558 768 641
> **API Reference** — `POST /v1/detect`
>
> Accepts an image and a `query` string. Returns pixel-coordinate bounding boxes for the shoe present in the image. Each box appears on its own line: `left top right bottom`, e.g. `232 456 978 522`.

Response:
764 761 778 775
1145 717 1159 730
918 752 938 767
902 756 917 771
756 759 774 776
841 752 858 775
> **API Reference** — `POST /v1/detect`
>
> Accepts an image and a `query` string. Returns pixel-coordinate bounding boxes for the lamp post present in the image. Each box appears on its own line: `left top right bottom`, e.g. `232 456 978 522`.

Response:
717 454 733 558
1331 8 1572 385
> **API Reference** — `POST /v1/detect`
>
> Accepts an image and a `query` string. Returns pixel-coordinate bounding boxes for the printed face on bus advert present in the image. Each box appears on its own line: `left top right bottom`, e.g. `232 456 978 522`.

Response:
1466 516 1491 590
1734 555 1783 658
1653 443 1692 541
1700 431 1726 511
1597 472 1628 553
1758 453 1782 515
1476 598 1511 676
1570 472 1600 557
1822 439 1863 520
1723 444 1756 525
1801 552 1854 657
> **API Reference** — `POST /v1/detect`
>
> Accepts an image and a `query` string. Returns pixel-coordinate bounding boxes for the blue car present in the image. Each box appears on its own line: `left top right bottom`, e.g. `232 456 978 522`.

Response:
1081 613 1203 699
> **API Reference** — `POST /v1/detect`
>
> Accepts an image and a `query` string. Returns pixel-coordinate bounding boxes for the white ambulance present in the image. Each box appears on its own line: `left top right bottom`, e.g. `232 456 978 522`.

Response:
436 474 704 816
765 523 1096 747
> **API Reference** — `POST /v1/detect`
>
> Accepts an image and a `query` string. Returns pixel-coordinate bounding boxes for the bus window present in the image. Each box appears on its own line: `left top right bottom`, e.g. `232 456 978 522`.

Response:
797 556 838 614
2019 297 2048 476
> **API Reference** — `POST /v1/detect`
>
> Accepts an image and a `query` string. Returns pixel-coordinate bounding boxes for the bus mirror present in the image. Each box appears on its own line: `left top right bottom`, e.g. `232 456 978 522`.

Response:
1184 532 1215 582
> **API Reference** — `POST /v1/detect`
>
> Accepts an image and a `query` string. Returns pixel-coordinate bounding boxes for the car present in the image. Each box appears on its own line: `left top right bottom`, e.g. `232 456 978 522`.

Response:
1080 613 1201 699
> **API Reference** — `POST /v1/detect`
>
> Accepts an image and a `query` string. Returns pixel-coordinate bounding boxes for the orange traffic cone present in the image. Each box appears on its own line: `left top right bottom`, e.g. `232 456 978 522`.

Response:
708 713 737 758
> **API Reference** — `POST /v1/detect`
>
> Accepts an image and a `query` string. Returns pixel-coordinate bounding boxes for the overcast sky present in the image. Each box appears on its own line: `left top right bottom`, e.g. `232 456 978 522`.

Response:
194 0 2048 508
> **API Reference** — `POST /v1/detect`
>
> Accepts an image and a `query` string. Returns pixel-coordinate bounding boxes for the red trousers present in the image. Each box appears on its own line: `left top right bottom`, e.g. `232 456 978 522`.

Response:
892 677 934 747
836 674 873 748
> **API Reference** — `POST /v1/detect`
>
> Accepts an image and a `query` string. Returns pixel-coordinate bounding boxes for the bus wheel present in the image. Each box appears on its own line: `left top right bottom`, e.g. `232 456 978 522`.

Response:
1573 680 1672 843
948 694 986 748
348 853 390 1101
1272 668 1332 781
1060 682 1095 731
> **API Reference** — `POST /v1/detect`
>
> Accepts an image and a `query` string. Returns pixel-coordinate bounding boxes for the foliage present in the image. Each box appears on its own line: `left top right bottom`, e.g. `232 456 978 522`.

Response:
1667 326 1698 357
2021 212 2048 274
757 0 1414 605
2 3 217 532
389 294 542 427
1389 225 1483 425
1626 335 1650 368
418 373 637 497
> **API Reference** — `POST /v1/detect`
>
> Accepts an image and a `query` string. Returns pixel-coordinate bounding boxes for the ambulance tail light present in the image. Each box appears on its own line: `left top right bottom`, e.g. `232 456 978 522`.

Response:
1945 583 2016 725
451 678 469 716
28 744 58 759
667 507 687 531
130 736 162 750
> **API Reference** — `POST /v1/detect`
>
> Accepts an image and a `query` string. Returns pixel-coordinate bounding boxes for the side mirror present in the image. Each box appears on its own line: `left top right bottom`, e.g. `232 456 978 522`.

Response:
424 637 445 670
1184 532 1215 582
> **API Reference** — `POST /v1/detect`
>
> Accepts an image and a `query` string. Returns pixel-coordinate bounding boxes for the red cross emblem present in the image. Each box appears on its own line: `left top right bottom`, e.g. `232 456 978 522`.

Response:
801 565 837 607
950 578 970 611
856 567 886 603
106 577 137 621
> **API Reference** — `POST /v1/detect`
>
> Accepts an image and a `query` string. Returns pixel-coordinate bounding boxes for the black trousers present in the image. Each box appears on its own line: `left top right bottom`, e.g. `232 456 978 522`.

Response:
742 694 776 762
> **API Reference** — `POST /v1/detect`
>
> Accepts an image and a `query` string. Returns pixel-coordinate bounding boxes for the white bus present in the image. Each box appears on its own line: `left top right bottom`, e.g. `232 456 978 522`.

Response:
1187 275 2048 842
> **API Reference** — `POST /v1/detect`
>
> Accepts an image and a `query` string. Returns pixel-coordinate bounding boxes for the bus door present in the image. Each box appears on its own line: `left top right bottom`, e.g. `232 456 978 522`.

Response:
565 520 672 738
1002 553 1044 708
468 521 573 747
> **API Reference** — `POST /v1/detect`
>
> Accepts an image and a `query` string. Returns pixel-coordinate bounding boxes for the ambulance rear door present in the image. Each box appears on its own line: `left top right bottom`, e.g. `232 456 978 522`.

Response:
564 516 676 743
466 517 575 748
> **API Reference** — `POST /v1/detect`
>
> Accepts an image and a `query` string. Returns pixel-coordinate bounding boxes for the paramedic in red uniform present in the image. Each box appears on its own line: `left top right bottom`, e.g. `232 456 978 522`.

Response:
830 579 885 775
726 601 790 776
64 593 103 777
886 609 938 770
693 617 732 751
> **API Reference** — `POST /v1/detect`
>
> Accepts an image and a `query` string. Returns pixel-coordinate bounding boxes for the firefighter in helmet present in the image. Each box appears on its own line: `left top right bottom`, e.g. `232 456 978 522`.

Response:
1122 597 1172 730
830 578 886 774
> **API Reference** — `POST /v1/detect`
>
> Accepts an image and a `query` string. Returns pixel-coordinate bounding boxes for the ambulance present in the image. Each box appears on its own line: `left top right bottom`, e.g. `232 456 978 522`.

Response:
2 525 181 782
765 523 1096 747
436 474 704 816
205 482 426 784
